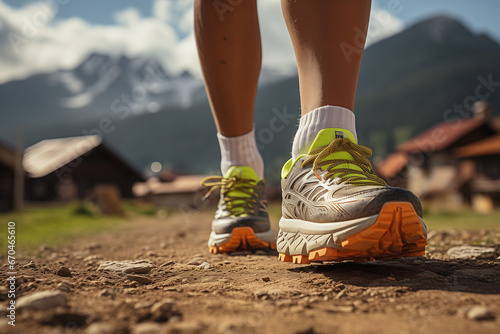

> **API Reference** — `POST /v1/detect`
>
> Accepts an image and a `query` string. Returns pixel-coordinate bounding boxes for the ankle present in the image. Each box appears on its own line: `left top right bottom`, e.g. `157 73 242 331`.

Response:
292 106 357 160
218 128 264 179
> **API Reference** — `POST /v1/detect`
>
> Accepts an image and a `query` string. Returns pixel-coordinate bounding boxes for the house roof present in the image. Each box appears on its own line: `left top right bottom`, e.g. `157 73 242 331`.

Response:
397 118 486 153
23 135 102 178
376 151 408 180
454 134 500 158
133 175 206 197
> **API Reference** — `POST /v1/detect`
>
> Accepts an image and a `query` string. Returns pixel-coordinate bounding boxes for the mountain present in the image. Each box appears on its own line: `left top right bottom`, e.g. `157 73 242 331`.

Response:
355 15 500 155
0 53 206 131
1 15 500 184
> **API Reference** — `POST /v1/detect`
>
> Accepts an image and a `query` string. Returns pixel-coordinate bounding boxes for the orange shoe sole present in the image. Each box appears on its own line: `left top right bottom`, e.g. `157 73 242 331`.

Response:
278 202 427 264
209 227 276 254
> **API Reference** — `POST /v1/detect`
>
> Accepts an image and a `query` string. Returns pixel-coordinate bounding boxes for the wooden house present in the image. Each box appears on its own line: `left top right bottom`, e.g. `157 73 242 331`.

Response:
0 142 16 211
377 102 499 209
23 135 144 201
454 134 500 211
133 174 209 209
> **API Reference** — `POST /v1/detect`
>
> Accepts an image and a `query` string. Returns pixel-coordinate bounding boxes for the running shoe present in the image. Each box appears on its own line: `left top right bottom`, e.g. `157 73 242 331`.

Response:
201 166 276 253
277 128 427 264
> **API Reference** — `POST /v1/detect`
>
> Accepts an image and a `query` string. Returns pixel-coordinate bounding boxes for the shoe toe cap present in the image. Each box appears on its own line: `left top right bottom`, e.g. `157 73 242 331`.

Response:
212 216 271 234
362 187 423 217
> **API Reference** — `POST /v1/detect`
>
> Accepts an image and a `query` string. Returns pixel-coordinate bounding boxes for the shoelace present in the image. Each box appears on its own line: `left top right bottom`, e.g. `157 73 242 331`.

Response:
200 176 258 216
302 138 386 186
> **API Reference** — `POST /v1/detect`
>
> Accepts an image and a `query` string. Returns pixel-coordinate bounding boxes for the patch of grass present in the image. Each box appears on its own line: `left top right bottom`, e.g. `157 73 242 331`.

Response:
122 200 158 216
0 202 133 256
423 209 500 230
70 201 98 217
469 235 499 247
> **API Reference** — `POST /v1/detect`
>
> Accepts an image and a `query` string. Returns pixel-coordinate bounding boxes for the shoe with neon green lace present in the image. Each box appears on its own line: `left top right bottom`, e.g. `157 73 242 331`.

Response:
201 166 276 254
277 128 427 264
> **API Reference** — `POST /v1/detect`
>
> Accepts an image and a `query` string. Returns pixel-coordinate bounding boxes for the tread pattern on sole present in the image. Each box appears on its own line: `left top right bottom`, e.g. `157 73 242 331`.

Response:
209 227 276 254
279 202 427 264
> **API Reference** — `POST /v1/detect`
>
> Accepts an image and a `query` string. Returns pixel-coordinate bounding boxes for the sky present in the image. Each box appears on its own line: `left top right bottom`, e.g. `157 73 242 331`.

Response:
0 0 499 84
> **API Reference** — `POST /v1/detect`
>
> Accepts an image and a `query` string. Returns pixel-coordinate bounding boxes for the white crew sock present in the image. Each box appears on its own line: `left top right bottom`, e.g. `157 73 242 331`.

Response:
217 128 264 179
291 105 357 160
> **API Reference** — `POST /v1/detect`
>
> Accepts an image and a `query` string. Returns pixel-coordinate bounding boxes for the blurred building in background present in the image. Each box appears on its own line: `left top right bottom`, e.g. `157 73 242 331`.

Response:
23 135 144 202
133 169 282 210
455 131 500 212
0 141 16 211
133 171 209 209
378 101 500 211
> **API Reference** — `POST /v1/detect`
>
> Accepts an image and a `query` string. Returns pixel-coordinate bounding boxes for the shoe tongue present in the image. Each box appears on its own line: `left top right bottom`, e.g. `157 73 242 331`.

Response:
307 128 357 154
307 128 361 174
224 166 259 181
223 166 258 217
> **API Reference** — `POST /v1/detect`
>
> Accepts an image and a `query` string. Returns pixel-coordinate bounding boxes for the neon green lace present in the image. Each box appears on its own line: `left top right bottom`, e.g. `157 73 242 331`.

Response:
302 138 386 186
201 176 258 216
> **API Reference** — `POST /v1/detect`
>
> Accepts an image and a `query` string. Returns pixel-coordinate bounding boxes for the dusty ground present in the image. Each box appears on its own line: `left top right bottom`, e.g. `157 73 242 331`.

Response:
1 208 500 334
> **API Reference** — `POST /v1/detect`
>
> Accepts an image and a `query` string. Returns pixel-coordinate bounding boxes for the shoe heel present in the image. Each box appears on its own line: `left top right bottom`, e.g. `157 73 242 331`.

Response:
209 227 276 254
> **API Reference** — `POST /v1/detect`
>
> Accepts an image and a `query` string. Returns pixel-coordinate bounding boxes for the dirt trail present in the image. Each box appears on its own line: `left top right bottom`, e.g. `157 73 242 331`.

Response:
2 209 500 334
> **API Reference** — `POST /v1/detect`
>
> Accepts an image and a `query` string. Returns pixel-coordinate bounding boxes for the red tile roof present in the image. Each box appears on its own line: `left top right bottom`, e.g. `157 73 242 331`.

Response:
397 118 485 153
454 134 500 158
376 151 408 179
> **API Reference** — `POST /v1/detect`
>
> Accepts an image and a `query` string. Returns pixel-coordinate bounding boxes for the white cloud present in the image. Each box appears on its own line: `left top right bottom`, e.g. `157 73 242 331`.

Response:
152 0 169 22
0 0 184 84
258 0 297 75
0 0 404 85
256 0 404 74
114 7 142 26
153 0 192 34
366 4 404 46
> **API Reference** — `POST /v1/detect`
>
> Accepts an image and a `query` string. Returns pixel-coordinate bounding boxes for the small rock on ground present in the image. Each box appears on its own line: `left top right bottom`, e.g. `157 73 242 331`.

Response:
218 320 255 334
334 290 347 300
23 261 36 269
98 289 115 297
326 305 355 313
134 302 153 310
160 261 175 267
196 262 211 270
254 289 285 300
42 311 87 326
17 290 67 310
84 255 103 262
84 322 116 334
56 266 72 277
151 299 181 321
466 306 495 321
187 259 203 266
127 274 153 284
56 282 73 292
166 321 204 334
132 322 163 334
447 246 496 260
97 260 154 274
